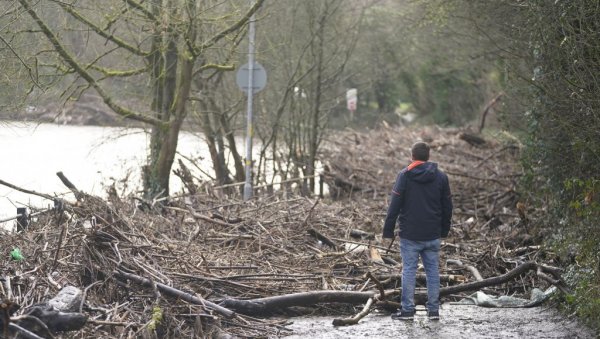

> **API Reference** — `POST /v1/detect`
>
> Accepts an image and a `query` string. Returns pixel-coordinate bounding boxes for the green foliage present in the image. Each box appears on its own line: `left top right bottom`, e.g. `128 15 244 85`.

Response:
521 1 600 184
460 0 600 332
148 305 163 331
410 61 485 125
341 1 504 128
557 234 600 332
564 179 599 218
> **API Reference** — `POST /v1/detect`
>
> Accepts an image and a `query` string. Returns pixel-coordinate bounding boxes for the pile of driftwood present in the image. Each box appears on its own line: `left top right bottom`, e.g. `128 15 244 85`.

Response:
0 124 567 338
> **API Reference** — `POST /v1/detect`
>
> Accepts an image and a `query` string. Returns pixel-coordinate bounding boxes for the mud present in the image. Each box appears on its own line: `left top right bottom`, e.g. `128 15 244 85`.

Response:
286 305 596 339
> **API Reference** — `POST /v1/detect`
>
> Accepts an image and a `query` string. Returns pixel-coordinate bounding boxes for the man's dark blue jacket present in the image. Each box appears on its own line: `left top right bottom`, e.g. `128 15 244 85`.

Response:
383 161 452 241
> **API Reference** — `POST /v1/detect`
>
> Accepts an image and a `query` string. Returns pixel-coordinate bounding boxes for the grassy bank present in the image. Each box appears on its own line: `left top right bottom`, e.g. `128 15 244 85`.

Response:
524 173 600 333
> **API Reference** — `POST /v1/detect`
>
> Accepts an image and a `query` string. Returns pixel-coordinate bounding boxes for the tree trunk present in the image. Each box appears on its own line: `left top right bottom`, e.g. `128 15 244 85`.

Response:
145 27 194 199
220 112 245 183
195 78 233 187
145 1 177 199
307 5 327 195
144 0 195 199
201 107 231 186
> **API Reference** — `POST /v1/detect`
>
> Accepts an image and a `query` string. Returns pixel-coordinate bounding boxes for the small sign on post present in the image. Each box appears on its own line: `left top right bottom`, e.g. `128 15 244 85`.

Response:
346 88 357 121
237 7 267 201
236 62 267 94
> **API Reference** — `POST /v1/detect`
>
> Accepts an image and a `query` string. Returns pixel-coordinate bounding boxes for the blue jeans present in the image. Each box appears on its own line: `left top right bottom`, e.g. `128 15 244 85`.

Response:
400 238 441 313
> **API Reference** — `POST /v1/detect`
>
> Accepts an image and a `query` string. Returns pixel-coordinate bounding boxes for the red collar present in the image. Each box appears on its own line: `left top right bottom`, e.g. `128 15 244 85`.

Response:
407 160 425 171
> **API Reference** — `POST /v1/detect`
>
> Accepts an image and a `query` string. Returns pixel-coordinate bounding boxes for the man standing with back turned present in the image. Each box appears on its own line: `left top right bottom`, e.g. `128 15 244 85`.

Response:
383 141 453 321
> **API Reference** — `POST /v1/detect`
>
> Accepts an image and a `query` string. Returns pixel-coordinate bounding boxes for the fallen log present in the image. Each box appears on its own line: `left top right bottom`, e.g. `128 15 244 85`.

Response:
220 290 379 315
114 270 235 318
439 261 537 296
23 304 87 333
458 132 487 146
1 287 88 338
222 261 545 317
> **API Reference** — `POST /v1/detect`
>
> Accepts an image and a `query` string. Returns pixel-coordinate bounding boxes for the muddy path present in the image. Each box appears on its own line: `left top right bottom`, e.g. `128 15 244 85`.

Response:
286 305 595 339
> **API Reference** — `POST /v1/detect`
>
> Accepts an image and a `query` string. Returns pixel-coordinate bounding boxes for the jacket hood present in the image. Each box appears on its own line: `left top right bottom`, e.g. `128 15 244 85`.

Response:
406 161 438 183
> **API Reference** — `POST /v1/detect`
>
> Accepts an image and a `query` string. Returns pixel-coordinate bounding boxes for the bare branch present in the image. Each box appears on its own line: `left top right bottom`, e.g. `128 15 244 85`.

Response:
18 0 165 127
54 1 148 56
122 0 158 22
198 0 266 51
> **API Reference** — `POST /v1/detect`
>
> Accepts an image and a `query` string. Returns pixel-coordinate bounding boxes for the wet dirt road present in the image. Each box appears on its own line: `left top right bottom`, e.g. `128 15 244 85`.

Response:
285 305 596 338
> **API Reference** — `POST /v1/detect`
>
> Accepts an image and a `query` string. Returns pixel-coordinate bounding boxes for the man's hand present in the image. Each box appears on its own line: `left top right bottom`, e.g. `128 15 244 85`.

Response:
441 228 451 239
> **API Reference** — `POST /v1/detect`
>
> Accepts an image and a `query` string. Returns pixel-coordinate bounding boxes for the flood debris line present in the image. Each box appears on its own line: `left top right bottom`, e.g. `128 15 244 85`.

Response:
0 125 570 337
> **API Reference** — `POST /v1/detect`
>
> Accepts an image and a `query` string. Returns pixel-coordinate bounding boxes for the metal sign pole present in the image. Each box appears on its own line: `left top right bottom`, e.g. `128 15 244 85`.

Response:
243 8 256 201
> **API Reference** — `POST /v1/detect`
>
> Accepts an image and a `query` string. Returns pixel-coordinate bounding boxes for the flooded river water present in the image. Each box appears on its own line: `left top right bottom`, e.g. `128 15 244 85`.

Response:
0 122 212 227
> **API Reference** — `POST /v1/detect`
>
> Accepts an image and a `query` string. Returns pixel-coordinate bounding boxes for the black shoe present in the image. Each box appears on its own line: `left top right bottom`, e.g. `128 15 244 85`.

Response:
391 310 415 320
427 310 440 320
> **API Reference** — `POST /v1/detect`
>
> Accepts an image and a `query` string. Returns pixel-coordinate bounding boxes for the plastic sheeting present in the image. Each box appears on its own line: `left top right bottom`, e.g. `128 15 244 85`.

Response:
452 287 556 308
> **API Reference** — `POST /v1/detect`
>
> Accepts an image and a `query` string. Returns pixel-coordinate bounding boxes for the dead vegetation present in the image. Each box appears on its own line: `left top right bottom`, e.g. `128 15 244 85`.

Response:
0 124 566 338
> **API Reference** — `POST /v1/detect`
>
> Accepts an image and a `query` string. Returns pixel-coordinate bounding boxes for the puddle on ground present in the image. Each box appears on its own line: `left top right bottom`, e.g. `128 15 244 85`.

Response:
284 305 596 338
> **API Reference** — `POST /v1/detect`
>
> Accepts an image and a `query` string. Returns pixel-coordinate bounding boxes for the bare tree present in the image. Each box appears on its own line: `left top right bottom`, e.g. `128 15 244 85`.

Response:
11 0 264 198
253 0 365 193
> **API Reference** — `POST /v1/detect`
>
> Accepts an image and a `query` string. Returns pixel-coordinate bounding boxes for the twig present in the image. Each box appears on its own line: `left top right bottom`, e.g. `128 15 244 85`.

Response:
51 212 68 272
4 276 12 300
87 319 131 326
47 274 62 290
0 179 56 201
384 237 395 254
188 208 235 227
365 272 385 299
302 198 320 227
332 297 374 326
445 170 511 187
447 259 484 281
475 145 518 168
79 281 102 313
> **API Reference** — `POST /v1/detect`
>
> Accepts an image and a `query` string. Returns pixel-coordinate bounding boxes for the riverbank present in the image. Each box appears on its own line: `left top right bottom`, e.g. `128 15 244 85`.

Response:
1 95 204 129
2 96 136 127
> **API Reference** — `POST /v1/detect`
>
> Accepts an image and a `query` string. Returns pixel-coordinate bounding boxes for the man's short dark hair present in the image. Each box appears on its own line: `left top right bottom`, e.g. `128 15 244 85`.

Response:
411 142 430 161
